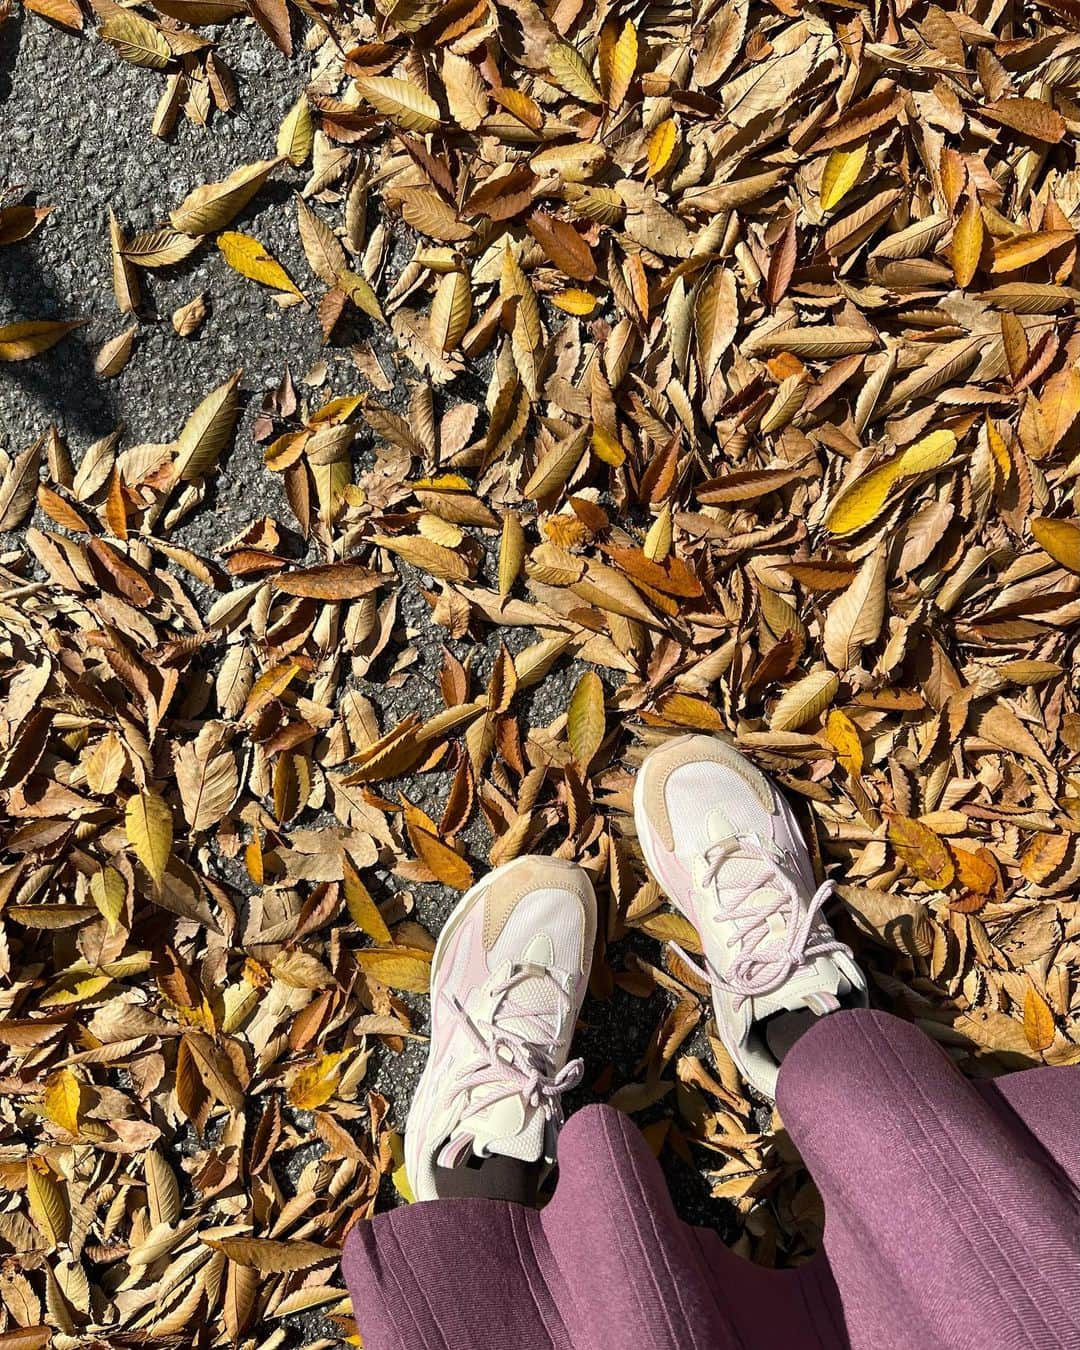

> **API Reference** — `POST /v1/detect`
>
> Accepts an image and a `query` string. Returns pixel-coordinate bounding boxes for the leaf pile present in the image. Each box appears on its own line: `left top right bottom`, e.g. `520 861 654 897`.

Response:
8 0 1080 1335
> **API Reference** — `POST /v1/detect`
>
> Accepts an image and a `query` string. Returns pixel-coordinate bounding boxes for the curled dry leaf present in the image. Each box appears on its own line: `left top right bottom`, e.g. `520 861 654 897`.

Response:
172 293 208 336
94 325 137 378
171 159 279 236
0 319 86 362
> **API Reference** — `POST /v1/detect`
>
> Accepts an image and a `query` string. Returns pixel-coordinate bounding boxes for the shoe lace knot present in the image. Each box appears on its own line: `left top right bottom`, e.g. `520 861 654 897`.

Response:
450 962 583 1130
688 837 848 1007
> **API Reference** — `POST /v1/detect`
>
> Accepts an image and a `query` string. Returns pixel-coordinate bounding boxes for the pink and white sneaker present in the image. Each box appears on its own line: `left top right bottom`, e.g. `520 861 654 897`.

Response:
405 856 596 1201
633 734 867 1100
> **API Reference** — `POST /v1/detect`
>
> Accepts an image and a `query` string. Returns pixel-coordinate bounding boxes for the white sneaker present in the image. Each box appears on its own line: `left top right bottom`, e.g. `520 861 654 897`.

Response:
633 734 867 1099
405 856 596 1201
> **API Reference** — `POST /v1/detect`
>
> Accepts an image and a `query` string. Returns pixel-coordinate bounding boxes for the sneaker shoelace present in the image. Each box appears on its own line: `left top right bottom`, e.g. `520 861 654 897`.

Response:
445 962 583 1152
675 836 850 1009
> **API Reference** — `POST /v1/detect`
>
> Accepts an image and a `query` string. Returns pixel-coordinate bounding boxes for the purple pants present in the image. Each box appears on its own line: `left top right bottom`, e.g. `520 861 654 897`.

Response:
342 1011 1080 1349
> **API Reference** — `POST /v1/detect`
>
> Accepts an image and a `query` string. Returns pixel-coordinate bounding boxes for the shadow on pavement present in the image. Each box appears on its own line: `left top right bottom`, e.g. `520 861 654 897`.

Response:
0 6 117 439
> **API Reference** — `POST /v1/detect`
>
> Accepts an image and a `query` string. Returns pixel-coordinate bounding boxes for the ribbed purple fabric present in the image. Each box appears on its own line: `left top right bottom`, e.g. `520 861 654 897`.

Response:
341 1011 1080 1349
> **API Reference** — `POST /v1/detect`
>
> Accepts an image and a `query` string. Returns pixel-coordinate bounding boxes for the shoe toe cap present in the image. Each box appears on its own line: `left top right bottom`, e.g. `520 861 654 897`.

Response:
482 857 596 976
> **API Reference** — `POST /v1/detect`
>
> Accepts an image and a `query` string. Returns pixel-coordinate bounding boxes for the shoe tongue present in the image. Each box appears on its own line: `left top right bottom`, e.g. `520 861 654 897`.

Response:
705 812 791 902
753 956 847 1021
442 937 560 1169
492 936 560 1042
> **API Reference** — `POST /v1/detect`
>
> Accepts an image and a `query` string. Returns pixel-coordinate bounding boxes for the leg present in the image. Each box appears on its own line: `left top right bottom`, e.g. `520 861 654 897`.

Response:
980 1062 1080 1190
341 1198 574 1350
342 1104 841 1350
342 856 597 1349
778 1009 1080 1350
542 1104 841 1350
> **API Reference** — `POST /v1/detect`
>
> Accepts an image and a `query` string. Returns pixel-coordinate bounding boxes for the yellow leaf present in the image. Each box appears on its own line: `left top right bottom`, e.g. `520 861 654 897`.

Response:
353 948 432 994
644 502 672 562
1024 986 1056 1054
951 845 998 897
388 1131 415 1201
886 813 954 890
770 670 838 732
174 368 242 483
547 42 602 103
646 118 678 179
277 95 313 167
635 911 702 950
592 423 625 467
124 790 173 890
990 230 1073 274
246 834 265 885
43 1069 81 1135
392 1161 415 1203
27 1159 69 1247
100 11 172 68
568 670 605 770
90 865 126 932
606 20 637 110
492 86 542 130
218 231 304 300
288 1052 347 1110
171 159 279 236
825 429 956 535
343 857 392 943
1031 517 1080 574
523 426 588 501
243 660 301 721
819 142 867 212
340 269 385 324
951 195 983 288
650 691 725 731
498 510 525 597
550 288 597 316
429 269 471 354
1041 367 1080 452
985 415 1011 483
372 533 470 582
40 972 113 1007
404 800 474 889
824 709 863 776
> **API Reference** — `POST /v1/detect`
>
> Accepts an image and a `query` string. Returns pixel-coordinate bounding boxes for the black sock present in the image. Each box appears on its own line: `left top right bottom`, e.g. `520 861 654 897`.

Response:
433 1149 542 1206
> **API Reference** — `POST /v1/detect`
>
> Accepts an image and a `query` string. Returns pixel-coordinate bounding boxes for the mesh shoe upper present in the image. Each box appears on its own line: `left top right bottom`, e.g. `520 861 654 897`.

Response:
634 734 867 1099
405 857 595 1201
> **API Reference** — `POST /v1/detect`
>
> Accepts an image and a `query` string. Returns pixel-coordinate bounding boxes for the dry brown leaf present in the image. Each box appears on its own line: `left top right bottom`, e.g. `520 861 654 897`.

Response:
887 814 955 890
